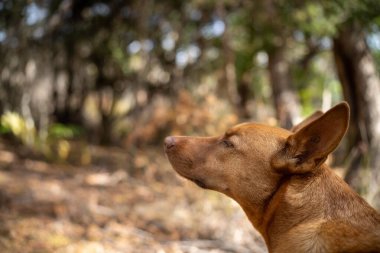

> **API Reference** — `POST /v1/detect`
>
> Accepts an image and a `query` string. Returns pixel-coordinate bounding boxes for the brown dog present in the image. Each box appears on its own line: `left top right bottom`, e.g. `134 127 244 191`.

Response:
164 102 380 253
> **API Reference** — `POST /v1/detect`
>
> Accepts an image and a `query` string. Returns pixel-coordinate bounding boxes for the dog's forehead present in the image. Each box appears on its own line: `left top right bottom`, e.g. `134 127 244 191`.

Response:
226 122 291 138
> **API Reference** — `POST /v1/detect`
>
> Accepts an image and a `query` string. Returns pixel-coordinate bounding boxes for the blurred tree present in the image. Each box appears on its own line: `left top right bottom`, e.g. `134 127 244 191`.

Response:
268 43 301 129
263 1 301 129
332 4 380 205
0 0 380 208
217 2 240 115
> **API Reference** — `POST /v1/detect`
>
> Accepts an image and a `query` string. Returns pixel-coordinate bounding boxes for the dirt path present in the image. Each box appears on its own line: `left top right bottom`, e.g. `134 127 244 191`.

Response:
0 139 266 253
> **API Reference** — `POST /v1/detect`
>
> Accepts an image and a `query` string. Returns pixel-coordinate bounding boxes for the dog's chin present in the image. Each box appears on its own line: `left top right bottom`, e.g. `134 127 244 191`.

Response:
171 166 208 189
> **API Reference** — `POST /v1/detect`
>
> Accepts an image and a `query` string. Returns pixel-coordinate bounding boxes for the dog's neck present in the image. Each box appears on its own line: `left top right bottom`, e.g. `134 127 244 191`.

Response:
262 167 327 246
239 165 333 246
239 164 379 249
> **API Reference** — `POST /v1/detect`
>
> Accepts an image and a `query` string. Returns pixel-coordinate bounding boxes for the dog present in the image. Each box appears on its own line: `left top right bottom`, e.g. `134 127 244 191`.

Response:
164 102 380 252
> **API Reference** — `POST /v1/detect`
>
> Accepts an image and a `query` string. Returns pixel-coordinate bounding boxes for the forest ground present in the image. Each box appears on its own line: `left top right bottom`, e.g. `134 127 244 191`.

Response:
0 137 266 253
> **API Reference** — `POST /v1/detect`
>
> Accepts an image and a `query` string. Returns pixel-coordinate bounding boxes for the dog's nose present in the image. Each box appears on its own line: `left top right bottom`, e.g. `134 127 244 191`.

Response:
164 136 176 150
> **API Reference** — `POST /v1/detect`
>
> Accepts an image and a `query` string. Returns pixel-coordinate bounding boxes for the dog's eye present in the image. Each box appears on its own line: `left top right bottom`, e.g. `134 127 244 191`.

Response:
222 140 234 148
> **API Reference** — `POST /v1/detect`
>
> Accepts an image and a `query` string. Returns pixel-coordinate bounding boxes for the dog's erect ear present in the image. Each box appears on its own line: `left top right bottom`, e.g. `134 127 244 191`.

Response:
291 110 323 132
272 102 349 174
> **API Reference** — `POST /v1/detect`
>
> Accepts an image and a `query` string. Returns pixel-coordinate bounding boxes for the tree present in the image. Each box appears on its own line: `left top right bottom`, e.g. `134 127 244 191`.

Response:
267 42 301 129
333 22 380 207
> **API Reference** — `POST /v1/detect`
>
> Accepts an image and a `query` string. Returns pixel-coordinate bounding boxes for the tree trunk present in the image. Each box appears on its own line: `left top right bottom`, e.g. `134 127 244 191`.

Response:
267 44 301 129
217 3 248 118
333 23 380 209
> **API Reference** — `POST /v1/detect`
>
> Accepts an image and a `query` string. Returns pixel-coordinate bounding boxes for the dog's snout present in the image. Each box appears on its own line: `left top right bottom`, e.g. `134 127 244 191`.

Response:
164 136 176 150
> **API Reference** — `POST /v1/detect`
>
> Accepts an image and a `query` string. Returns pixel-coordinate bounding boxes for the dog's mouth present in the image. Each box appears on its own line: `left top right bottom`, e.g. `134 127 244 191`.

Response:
165 152 208 189
190 178 207 189
176 171 208 189
170 164 208 189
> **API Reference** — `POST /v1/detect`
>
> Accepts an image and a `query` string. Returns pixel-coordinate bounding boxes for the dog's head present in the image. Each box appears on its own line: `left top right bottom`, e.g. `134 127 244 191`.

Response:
164 103 349 219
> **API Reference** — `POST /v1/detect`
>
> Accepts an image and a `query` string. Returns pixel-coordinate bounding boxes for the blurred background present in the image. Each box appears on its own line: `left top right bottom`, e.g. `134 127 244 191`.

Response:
1 0 380 252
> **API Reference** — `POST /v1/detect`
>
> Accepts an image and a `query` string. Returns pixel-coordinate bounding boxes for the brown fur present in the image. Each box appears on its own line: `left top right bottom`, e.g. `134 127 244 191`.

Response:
164 102 380 252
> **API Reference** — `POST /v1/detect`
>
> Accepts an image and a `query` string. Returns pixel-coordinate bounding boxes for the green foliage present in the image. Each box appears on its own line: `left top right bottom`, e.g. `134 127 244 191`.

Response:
48 124 83 139
293 52 343 116
1 112 37 147
0 123 11 134
294 2 341 37
1 112 87 163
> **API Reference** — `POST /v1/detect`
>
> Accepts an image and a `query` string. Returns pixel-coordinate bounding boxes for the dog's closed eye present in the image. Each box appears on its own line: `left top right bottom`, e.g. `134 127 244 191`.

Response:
222 139 234 148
